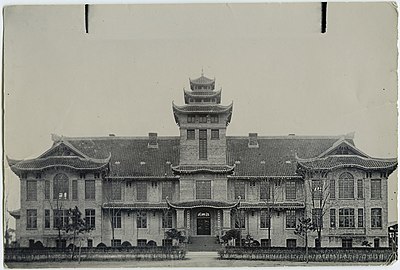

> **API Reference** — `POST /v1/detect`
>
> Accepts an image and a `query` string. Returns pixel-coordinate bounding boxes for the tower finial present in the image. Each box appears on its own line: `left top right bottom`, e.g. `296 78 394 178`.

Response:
201 67 204 76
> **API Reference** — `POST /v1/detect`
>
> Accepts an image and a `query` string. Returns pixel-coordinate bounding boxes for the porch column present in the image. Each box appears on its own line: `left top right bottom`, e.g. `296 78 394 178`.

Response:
177 209 185 230
186 210 191 230
223 209 231 230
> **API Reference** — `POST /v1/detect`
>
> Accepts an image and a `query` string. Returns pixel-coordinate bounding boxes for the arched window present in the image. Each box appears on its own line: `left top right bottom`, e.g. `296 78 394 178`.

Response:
53 173 69 200
339 172 354 199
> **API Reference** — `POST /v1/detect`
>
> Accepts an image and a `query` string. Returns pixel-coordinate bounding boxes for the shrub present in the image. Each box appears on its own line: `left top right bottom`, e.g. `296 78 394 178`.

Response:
122 241 132 247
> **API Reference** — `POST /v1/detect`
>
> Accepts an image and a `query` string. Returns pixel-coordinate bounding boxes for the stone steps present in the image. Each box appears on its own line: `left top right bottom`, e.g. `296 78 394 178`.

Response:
188 236 222 251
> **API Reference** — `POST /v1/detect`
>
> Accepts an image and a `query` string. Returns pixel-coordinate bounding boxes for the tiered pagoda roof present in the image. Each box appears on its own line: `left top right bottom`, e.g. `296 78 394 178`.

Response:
189 74 215 90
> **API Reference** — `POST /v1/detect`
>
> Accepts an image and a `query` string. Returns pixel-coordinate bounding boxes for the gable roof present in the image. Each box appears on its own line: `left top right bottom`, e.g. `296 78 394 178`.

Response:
226 136 354 177
65 136 180 178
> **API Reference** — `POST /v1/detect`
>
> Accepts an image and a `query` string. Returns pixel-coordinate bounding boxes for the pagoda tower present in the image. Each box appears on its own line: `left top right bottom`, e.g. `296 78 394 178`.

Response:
172 72 233 167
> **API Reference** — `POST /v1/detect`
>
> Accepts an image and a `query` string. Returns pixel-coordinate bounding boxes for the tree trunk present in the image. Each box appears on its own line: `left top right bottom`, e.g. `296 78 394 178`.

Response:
305 232 309 263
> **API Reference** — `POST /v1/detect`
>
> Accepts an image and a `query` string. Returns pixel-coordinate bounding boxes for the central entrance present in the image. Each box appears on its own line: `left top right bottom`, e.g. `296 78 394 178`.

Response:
197 211 211 235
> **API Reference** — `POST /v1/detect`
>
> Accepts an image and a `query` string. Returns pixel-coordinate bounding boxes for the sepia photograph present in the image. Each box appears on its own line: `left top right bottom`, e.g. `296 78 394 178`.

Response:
2 2 398 268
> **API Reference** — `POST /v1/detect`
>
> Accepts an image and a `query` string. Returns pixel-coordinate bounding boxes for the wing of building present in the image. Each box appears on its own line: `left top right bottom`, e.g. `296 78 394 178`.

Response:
8 73 397 249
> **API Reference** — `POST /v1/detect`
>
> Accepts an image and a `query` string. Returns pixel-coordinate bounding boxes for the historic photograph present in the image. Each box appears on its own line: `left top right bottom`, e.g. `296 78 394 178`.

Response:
3 2 398 267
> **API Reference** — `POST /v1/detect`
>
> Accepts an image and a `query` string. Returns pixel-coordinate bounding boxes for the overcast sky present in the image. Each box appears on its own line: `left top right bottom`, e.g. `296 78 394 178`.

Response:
3 3 398 227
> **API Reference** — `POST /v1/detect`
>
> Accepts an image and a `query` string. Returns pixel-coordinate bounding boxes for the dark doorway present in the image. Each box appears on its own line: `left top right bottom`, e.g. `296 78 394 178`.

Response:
197 211 211 235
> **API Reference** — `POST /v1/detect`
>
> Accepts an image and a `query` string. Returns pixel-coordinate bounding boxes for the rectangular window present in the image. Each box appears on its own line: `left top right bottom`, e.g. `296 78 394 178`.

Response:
260 210 271 228
196 180 211 199
44 209 50 229
85 180 96 200
85 209 96 229
374 238 380 248
137 239 147 246
53 175 69 200
26 181 37 201
371 179 382 199
285 180 296 200
339 208 355 228
137 182 148 201
261 239 271 247
286 239 297 248
371 208 382 228
72 180 78 200
162 239 173 246
234 181 246 200
111 181 122 201
357 179 364 199
199 115 207 123
87 239 93 248
312 208 323 228
312 180 322 200
111 239 121 247
199 129 207 159
210 115 219 123
187 129 195 140
45 180 50 200
260 181 271 200
162 211 173 228
137 212 147 228
339 175 354 199
234 211 245 229
330 209 336 228
211 129 219 140
330 179 335 199
342 239 353 248
286 210 296 228
53 209 69 229
187 115 195 123
162 181 173 200
358 208 364 227
112 211 122 229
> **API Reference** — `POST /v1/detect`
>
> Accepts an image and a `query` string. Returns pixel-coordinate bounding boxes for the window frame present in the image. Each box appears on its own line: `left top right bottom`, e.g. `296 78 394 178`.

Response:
338 172 354 199
286 210 296 229
339 208 355 228
26 209 38 229
26 180 37 201
187 129 195 140
137 212 147 229
196 180 212 200
85 180 96 200
285 180 297 200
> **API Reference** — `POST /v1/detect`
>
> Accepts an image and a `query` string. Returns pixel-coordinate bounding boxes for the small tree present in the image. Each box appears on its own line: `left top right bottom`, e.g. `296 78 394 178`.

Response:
165 228 186 246
64 206 93 260
260 176 280 246
103 180 122 246
307 175 330 248
294 217 316 263
221 229 241 246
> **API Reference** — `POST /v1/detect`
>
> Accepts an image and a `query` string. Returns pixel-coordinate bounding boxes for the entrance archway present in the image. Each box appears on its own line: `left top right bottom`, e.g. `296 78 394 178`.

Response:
197 211 211 235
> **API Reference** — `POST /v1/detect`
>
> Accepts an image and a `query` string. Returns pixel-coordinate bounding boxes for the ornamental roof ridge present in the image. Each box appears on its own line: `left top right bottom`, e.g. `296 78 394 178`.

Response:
7 153 111 165
296 154 397 163
226 135 351 140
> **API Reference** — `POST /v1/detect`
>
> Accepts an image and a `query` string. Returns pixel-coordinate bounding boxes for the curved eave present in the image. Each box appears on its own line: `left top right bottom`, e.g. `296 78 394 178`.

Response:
166 199 240 209
189 77 215 86
172 102 233 114
7 154 111 174
296 156 398 172
239 202 305 210
171 165 234 174
8 209 21 219
102 203 168 210
183 89 222 100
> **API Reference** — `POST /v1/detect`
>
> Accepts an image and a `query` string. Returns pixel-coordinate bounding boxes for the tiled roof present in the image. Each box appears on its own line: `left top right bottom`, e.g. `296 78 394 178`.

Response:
184 89 221 97
226 136 353 177
239 202 305 209
9 209 21 219
7 155 110 173
66 137 180 177
189 75 215 85
103 202 168 210
297 155 398 171
172 102 233 113
172 164 234 174
167 200 239 209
